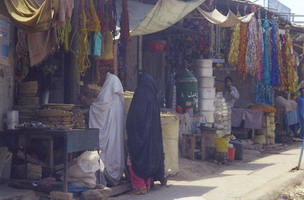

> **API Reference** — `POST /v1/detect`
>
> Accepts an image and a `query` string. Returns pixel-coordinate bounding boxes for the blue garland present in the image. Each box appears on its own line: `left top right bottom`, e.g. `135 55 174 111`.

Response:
263 19 271 85
254 80 273 105
271 19 280 86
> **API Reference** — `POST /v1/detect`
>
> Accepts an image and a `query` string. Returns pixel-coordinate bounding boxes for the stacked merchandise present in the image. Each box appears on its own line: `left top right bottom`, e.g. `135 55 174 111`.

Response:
71 108 86 129
254 113 276 145
193 59 215 123
214 92 230 137
15 81 39 123
35 104 75 130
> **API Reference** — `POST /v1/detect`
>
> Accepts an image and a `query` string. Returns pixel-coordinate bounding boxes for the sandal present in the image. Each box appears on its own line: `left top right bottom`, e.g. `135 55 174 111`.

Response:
129 188 147 195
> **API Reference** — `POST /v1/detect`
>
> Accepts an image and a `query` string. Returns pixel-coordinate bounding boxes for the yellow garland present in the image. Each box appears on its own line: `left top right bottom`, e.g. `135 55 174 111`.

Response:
285 29 298 93
76 2 91 84
228 23 240 66
57 20 72 52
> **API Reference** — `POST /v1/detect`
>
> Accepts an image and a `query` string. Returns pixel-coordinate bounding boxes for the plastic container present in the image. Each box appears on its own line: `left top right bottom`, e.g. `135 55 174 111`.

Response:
229 140 243 160
215 137 229 152
198 77 215 88
161 113 179 177
176 68 198 113
228 148 236 162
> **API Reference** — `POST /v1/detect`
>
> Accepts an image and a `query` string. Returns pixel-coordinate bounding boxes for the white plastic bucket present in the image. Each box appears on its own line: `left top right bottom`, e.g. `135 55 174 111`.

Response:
198 87 216 99
198 77 215 88
199 99 215 111
200 111 215 123
196 67 213 77
193 59 213 68
6 110 19 130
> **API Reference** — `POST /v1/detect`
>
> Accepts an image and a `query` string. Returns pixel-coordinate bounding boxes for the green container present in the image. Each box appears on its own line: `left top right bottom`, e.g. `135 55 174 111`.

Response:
176 68 198 113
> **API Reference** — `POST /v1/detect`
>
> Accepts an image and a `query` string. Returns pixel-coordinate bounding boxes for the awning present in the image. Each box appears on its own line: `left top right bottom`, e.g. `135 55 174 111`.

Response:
197 7 254 27
117 0 206 36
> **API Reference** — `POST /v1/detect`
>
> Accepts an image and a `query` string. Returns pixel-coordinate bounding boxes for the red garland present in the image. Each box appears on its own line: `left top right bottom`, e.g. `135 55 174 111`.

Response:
98 0 107 32
107 0 116 32
120 0 130 41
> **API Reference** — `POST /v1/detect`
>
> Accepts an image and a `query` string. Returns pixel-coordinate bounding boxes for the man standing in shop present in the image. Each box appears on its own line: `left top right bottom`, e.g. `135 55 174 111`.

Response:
223 76 239 108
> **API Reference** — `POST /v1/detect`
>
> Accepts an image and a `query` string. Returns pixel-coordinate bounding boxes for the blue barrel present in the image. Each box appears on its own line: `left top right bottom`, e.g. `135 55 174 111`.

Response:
229 140 243 160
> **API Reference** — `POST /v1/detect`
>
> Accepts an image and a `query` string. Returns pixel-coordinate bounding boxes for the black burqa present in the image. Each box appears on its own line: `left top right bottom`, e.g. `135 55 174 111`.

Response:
126 74 165 182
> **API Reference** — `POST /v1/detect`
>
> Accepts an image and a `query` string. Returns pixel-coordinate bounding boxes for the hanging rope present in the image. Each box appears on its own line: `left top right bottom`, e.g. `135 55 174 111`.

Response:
256 10 264 81
263 19 271 85
228 23 240 66
271 19 280 86
76 0 91 84
237 22 248 78
246 16 258 77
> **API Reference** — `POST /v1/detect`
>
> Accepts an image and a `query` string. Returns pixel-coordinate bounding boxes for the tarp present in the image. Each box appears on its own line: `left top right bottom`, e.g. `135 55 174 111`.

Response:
129 0 205 36
197 7 255 27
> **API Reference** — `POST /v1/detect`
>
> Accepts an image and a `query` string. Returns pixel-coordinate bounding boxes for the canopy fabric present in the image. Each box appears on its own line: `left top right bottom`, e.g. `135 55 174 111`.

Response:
0 0 58 32
130 0 206 36
197 7 255 27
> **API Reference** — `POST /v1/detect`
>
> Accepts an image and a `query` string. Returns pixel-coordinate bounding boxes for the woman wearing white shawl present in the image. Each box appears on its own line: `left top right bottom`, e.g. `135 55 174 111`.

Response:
80 66 125 186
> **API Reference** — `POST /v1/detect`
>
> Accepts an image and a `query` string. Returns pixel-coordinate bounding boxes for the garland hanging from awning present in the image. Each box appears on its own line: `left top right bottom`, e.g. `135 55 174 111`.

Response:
246 16 258 77
228 23 240 66
256 12 264 81
271 19 280 87
237 22 248 78
263 19 271 85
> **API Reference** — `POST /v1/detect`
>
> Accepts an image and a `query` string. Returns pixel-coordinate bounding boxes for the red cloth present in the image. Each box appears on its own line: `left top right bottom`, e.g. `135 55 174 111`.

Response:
128 165 150 189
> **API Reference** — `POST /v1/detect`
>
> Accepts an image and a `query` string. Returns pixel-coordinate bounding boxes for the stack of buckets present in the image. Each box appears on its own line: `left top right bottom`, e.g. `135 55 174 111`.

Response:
193 59 215 123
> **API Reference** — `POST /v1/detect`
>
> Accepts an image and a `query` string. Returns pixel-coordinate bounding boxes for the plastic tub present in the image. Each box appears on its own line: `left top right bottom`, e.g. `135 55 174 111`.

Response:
215 137 229 152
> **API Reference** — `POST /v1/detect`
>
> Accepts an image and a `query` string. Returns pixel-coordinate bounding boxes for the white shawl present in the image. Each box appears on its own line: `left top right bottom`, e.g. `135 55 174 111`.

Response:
89 73 125 185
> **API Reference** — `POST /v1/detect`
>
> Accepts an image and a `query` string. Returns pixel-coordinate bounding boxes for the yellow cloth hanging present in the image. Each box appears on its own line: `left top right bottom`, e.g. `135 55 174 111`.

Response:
0 0 59 32
100 30 114 60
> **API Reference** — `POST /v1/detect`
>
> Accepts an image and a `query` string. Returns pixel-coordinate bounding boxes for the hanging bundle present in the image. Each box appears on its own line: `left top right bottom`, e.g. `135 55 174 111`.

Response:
228 23 240 66
256 11 264 81
246 16 259 77
278 32 287 90
57 20 72 52
263 19 271 85
237 22 248 77
76 0 91 84
254 80 273 105
284 27 298 93
85 0 101 32
270 19 280 86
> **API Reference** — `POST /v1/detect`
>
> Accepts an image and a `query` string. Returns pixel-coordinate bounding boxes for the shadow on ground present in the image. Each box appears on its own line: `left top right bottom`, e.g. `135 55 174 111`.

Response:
111 184 214 200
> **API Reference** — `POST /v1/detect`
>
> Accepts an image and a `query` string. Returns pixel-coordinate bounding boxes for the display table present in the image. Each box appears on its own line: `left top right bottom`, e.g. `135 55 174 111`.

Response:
3 128 99 192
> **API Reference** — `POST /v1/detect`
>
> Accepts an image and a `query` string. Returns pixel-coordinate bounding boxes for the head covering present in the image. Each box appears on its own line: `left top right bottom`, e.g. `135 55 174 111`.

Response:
126 74 165 181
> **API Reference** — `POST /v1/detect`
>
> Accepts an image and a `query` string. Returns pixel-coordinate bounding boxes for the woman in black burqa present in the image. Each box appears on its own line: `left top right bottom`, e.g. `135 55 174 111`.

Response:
126 74 166 193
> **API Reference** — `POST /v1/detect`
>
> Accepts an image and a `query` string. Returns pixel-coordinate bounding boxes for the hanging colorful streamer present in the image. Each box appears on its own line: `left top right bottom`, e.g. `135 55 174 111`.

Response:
271 19 280 86
237 22 248 77
254 80 273 105
256 11 264 81
278 32 287 90
284 27 298 93
263 19 271 85
228 23 240 66
246 16 258 77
